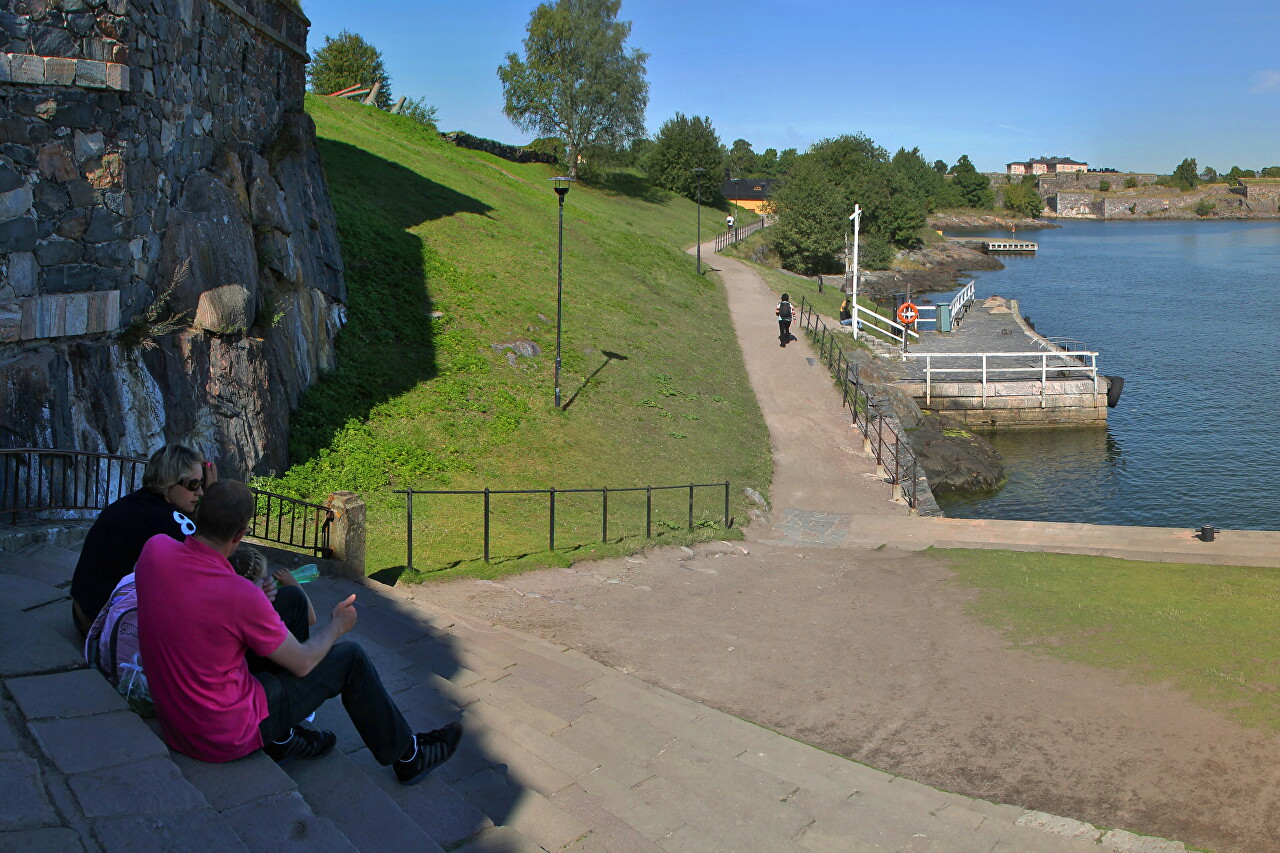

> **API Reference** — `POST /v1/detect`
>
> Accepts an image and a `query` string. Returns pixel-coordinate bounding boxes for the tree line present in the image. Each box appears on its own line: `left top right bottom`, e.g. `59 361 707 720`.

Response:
305 1 1042 276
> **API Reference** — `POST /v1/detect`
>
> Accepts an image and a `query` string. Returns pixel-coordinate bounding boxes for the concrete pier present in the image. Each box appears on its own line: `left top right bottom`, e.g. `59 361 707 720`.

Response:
892 295 1110 429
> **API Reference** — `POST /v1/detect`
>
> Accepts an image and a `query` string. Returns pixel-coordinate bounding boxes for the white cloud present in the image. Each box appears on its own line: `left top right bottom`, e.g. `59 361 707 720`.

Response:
1251 70 1280 94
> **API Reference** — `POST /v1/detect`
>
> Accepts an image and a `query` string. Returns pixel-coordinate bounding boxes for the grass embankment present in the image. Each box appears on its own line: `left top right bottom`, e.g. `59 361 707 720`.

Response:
262 96 771 579
938 549 1280 731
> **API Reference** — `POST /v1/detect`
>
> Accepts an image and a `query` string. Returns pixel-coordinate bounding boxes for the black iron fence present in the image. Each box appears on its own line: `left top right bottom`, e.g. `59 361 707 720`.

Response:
0 448 333 557
713 214 773 252
395 481 732 569
795 299 934 513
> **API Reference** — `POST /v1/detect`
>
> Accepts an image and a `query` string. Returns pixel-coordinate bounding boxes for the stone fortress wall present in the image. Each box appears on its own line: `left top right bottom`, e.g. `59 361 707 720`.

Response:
0 0 345 478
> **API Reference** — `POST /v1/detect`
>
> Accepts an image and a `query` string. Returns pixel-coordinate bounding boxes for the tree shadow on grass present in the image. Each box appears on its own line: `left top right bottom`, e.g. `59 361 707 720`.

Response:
588 169 669 205
286 138 494 464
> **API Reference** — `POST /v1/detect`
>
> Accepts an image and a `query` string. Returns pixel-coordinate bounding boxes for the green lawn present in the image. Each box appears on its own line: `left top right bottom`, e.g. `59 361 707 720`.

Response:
258 97 771 578
936 548 1280 730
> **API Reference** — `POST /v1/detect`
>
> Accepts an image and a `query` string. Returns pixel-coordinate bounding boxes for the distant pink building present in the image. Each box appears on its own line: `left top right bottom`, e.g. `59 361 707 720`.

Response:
1007 156 1088 176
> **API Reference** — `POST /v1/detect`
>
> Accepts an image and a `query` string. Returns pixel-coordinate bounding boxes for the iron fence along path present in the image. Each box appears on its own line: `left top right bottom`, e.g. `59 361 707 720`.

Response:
795 299 935 513
395 481 733 569
0 448 334 557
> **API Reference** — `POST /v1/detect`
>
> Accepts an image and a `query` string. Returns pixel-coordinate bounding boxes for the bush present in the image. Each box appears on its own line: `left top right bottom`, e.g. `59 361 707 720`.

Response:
398 96 438 130
1124 176 1139 189
1098 179 1111 192
1195 199 1216 217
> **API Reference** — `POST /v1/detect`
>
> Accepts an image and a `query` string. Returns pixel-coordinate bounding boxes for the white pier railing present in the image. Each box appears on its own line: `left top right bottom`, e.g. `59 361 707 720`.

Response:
914 281 975 330
903 350 1100 408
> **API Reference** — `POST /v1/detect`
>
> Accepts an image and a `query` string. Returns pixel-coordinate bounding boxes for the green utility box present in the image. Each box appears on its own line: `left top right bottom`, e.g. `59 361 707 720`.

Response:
937 303 953 332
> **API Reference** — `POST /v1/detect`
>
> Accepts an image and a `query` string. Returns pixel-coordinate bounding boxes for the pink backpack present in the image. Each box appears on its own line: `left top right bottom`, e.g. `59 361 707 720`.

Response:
84 573 153 715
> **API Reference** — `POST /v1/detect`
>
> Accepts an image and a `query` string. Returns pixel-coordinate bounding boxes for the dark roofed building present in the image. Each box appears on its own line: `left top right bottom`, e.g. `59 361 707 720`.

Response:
721 178 775 213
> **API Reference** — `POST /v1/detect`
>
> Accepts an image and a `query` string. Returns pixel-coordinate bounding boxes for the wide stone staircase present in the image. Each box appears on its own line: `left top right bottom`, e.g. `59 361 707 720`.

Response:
0 524 1184 852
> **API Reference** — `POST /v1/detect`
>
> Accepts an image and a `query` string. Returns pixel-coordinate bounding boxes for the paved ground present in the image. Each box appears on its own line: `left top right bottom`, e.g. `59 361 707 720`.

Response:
0 530 1176 853
894 296 1095 383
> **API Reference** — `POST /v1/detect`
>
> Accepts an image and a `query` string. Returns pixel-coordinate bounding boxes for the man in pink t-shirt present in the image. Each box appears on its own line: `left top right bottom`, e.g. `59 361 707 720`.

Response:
136 481 460 783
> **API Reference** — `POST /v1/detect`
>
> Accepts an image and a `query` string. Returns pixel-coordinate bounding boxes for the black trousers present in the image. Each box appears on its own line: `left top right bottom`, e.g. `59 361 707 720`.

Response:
250 585 413 765
778 319 792 344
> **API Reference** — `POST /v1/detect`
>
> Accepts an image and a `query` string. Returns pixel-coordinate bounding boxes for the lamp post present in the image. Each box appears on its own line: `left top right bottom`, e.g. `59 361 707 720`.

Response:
848 205 862 340
693 167 705 274
549 176 574 408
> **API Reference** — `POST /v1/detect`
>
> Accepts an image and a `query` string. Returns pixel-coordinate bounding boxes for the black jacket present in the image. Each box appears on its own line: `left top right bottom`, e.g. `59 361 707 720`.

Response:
71 488 194 622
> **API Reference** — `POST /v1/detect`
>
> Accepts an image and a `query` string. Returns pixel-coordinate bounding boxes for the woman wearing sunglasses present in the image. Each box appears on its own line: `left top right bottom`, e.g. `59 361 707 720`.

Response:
71 444 217 635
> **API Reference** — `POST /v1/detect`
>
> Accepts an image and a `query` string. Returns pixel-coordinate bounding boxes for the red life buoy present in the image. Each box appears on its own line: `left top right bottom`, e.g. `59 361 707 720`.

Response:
897 302 918 325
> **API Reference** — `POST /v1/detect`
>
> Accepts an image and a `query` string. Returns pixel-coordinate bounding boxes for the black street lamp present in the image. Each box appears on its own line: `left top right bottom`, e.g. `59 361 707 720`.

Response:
549 176 574 408
693 167 705 274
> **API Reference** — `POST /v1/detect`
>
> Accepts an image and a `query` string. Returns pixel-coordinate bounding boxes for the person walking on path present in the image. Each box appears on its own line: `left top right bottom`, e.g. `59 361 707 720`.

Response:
726 214 735 233
136 480 462 784
776 293 794 347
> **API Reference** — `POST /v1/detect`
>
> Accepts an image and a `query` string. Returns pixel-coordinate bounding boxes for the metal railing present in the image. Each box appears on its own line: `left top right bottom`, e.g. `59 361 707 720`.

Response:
0 448 333 557
913 281 976 330
794 301 929 511
247 488 334 558
902 350 1100 408
395 481 732 569
713 214 773 252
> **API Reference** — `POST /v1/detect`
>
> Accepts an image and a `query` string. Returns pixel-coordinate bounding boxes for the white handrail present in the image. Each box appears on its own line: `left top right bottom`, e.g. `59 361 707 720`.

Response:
854 303 919 344
903 350 1100 408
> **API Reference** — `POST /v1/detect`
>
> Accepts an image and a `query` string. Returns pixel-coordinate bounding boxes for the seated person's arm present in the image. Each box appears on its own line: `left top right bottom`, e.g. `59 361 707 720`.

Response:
265 594 356 677
272 568 317 626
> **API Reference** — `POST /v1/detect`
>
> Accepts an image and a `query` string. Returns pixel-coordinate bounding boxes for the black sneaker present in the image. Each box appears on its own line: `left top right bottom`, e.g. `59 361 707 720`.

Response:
394 721 463 786
264 725 336 764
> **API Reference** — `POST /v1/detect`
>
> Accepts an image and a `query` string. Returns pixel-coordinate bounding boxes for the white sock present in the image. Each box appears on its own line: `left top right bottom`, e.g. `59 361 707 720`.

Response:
398 740 418 764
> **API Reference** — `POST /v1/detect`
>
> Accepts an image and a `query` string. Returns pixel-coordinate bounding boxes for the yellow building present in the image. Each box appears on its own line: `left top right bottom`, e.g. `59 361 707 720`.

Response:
721 178 774 214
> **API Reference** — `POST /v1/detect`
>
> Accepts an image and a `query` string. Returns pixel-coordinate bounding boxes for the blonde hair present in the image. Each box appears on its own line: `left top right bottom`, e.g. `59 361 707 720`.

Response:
142 444 203 494
229 545 269 585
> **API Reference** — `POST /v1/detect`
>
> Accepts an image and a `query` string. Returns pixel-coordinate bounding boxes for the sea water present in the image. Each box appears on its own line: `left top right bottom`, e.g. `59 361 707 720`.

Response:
936 219 1280 531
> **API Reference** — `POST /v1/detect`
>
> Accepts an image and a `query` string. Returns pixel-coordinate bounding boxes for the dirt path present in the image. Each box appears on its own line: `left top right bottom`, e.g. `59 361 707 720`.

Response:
412 247 1280 852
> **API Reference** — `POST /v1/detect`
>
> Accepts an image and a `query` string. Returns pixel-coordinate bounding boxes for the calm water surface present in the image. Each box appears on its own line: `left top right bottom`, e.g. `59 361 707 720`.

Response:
936 220 1280 531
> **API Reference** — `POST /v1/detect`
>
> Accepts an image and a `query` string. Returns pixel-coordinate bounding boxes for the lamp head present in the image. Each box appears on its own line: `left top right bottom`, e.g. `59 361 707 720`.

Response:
549 176 574 197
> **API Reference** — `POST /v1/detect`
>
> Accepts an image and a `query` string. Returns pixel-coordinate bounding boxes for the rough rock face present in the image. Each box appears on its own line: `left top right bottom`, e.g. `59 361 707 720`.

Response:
844 348 1006 498
927 213 1057 231
0 0 345 479
859 243 1004 302
905 416 1006 496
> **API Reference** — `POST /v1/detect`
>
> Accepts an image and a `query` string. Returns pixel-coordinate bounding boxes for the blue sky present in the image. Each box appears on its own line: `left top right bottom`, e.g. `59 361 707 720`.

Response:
301 1 1280 174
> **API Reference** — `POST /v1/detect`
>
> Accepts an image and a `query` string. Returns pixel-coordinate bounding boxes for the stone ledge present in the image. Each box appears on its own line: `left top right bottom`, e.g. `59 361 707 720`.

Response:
0 54 130 92
0 291 120 343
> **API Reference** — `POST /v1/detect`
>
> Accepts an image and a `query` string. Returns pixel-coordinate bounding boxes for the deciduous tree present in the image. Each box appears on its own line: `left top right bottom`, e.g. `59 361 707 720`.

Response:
307 31 392 108
725 139 757 178
645 113 722 201
769 134 926 274
497 0 649 179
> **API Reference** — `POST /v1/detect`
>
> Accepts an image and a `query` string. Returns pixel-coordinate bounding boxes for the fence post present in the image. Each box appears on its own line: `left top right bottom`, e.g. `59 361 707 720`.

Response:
405 490 414 572
910 456 920 514
602 487 608 543
892 437 902 502
723 481 730 528
483 488 490 563
549 487 556 551
688 484 694 531
324 491 365 580
646 486 652 539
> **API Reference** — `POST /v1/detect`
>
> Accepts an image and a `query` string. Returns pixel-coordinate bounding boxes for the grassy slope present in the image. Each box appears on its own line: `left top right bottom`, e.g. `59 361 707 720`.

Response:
263 96 771 577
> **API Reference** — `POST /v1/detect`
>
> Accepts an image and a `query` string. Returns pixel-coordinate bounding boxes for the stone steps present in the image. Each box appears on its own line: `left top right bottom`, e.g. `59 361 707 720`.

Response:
1 537 1187 852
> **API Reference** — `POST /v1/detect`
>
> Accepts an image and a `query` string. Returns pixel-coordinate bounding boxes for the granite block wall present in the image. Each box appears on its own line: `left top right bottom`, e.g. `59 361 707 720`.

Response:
0 0 346 479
